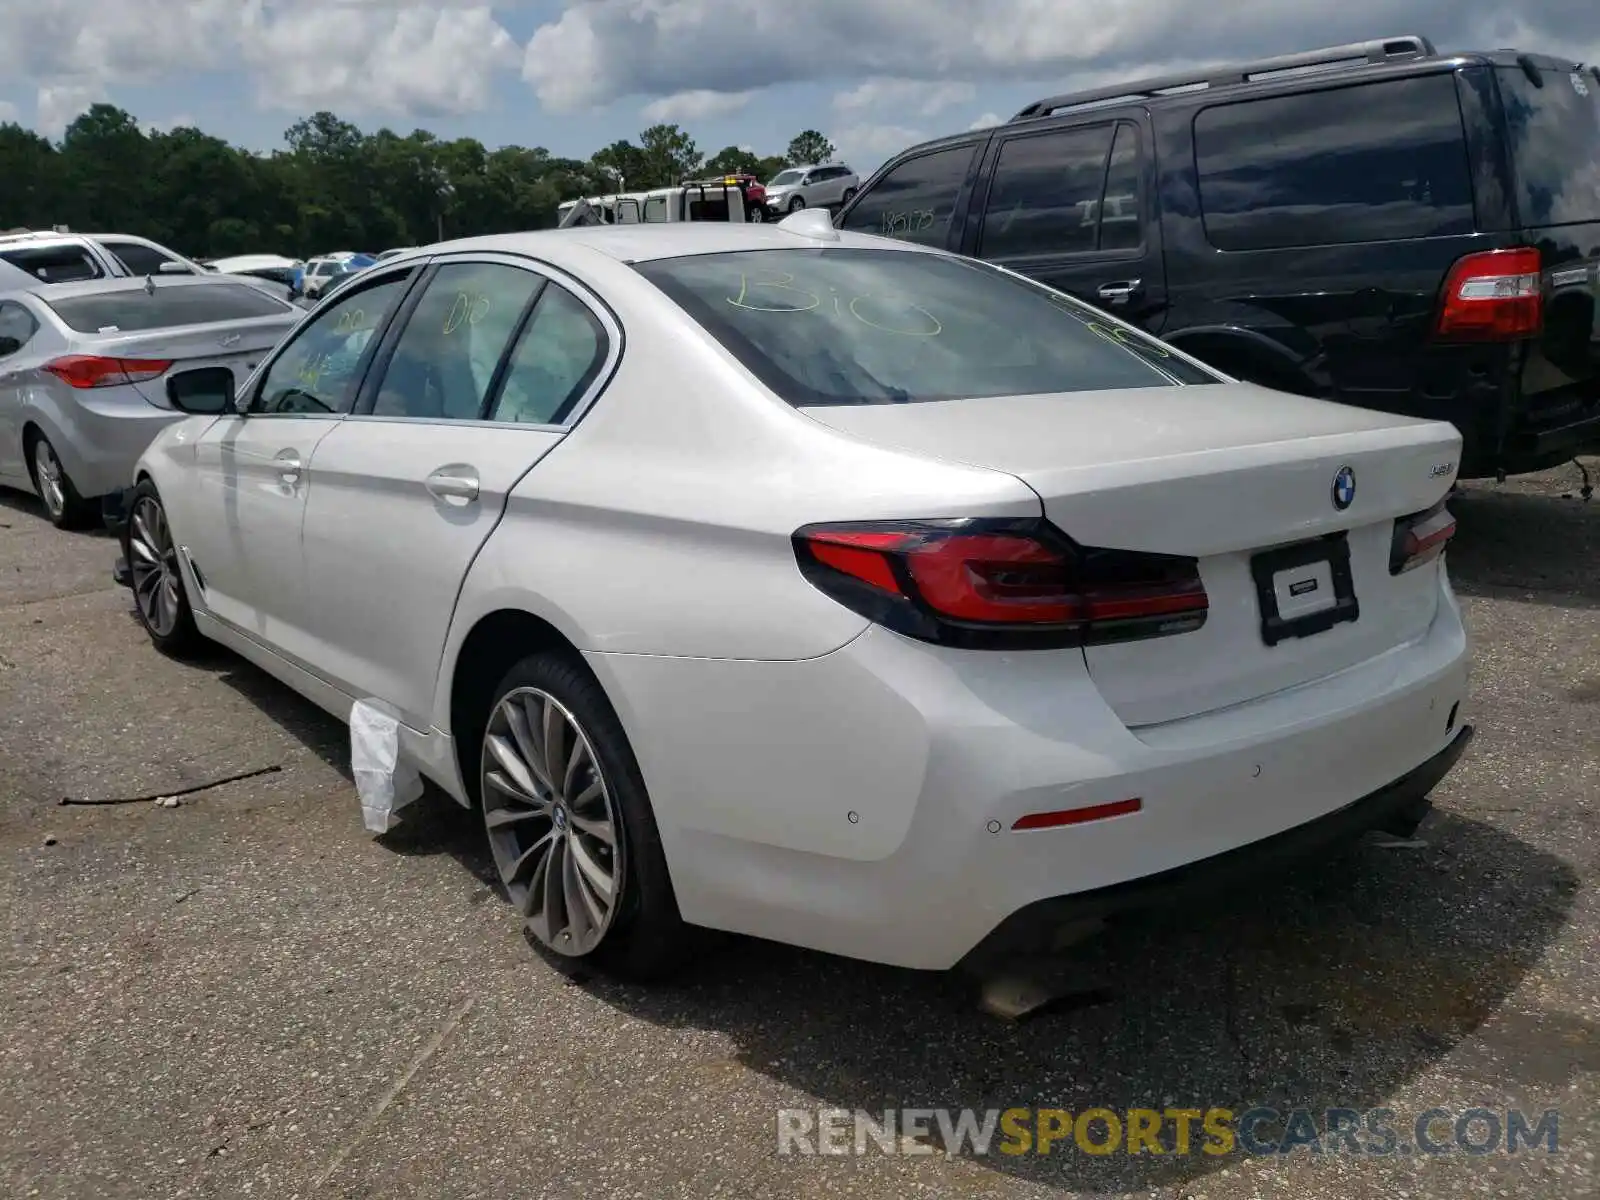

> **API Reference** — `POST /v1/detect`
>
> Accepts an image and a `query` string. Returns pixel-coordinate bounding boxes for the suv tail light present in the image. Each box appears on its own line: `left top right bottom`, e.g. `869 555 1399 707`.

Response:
793 518 1208 649
1389 498 1457 575
1434 248 1542 341
43 355 173 389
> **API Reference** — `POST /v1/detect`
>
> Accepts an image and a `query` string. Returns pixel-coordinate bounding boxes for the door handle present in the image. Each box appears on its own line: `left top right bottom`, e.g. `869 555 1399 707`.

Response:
273 448 302 484
1097 279 1143 306
426 464 480 506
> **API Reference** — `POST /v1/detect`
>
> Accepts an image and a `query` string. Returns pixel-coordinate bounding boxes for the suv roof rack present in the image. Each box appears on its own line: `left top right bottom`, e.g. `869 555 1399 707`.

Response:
1011 35 1438 121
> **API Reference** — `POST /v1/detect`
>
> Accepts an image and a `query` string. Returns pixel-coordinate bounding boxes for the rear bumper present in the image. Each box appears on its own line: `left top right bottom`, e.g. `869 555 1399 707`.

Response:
589 576 1472 970
47 398 181 500
974 723 1472 961
1498 406 1600 474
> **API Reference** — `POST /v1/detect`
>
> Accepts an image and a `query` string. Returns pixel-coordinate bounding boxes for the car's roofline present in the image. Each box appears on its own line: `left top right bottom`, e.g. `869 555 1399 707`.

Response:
374 223 944 270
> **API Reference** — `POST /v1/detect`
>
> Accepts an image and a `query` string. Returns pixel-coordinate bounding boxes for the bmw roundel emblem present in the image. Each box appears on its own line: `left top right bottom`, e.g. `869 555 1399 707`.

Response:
1332 466 1356 511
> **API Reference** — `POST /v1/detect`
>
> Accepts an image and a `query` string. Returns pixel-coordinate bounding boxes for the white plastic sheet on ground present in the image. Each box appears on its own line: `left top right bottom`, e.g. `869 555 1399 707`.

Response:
350 698 424 833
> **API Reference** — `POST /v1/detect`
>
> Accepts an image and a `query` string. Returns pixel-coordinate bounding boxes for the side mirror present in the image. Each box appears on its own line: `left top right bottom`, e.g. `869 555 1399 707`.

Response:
158 261 192 275
0 335 22 357
166 366 237 415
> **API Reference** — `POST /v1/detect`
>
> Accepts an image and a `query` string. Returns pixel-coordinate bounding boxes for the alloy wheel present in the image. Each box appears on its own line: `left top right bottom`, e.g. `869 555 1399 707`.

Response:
32 441 65 519
128 496 184 637
482 687 623 956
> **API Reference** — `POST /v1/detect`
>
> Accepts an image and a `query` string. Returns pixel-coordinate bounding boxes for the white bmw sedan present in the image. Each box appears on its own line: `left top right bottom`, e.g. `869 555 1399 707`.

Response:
117 212 1472 977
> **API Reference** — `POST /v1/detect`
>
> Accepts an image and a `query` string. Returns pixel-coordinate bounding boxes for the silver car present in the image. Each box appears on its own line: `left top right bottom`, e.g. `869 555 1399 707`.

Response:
0 274 302 527
763 163 860 214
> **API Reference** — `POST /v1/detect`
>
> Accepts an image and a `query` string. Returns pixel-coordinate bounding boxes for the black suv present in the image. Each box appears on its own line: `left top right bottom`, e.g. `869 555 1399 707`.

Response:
836 35 1600 479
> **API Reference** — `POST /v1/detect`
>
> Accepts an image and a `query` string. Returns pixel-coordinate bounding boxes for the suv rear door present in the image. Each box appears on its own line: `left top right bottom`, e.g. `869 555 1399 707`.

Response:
961 114 1166 328
1497 61 1600 465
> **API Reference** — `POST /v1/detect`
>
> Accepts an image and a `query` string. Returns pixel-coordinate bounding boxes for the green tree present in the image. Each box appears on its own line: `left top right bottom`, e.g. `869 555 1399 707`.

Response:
0 103 800 257
703 145 762 176
785 130 836 166
638 123 702 187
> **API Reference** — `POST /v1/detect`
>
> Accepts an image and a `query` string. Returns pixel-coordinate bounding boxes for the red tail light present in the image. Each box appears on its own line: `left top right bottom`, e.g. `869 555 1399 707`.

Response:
1389 498 1457 575
1434 248 1542 341
43 355 174 389
793 519 1208 649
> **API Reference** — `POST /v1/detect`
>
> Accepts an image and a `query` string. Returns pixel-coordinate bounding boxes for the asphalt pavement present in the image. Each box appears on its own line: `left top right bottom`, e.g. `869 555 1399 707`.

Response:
1 462 1596 1199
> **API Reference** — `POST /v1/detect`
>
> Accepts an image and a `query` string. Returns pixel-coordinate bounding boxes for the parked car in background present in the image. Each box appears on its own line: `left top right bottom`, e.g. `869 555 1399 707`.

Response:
557 181 761 227
118 217 1469 979
0 230 210 282
764 164 858 214
837 35 1600 480
300 257 348 300
0 273 301 527
210 254 302 301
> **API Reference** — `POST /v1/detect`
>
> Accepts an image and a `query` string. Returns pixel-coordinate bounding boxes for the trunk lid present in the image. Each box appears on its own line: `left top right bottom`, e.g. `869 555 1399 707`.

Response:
44 277 300 405
802 384 1462 726
1497 64 1600 449
82 317 294 406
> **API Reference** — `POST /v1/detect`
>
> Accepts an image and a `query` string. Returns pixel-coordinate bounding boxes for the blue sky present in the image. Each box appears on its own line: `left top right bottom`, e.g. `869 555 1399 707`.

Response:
1 1 1596 176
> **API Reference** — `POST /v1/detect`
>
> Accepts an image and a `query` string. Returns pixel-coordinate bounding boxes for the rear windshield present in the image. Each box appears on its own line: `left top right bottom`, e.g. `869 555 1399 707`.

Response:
46 282 294 333
633 248 1216 406
1499 66 1600 226
0 246 105 283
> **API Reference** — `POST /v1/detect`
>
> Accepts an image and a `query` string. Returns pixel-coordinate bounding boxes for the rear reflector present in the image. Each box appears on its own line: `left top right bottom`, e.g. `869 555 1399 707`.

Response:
1012 797 1143 831
793 518 1208 650
43 355 174 389
1390 497 1457 574
1434 247 1542 341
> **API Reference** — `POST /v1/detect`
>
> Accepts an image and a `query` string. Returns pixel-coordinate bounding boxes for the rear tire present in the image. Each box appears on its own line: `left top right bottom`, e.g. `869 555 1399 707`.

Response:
478 652 687 980
842 187 857 205
124 478 203 657
27 432 96 530
746 204 767 223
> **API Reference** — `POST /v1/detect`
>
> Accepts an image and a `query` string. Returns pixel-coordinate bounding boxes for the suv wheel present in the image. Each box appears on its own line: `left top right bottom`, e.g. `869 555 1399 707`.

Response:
842 187 857 204
787 195 806 213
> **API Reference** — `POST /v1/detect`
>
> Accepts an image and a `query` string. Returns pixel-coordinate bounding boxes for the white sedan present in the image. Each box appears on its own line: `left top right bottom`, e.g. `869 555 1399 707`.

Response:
116 211 1472 977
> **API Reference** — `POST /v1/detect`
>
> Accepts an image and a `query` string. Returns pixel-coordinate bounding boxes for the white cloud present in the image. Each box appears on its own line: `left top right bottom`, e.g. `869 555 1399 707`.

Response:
0 1 519 123
240 4 520 117
641 89 753 123
0 100 17 122
833 122 925 170
37 83 99 137
520 0 1600 112
968 111 1003 130
833 78 975 118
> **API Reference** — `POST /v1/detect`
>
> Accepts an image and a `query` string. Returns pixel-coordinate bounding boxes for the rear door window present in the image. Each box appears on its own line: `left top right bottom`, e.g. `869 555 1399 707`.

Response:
488 283 608 426
365 262 545 420
45 282 295 333
839 144 977 246
1194 73 1477 250
1498 66 1600 226
978 124 1116 258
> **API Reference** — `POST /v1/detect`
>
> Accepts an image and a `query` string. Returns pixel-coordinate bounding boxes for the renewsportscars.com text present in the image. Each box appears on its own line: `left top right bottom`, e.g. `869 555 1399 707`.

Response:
776 1106 1562 1158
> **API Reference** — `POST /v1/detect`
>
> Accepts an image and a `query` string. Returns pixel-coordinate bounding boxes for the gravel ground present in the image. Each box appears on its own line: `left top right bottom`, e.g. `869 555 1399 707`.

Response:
1 461 1596 1200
